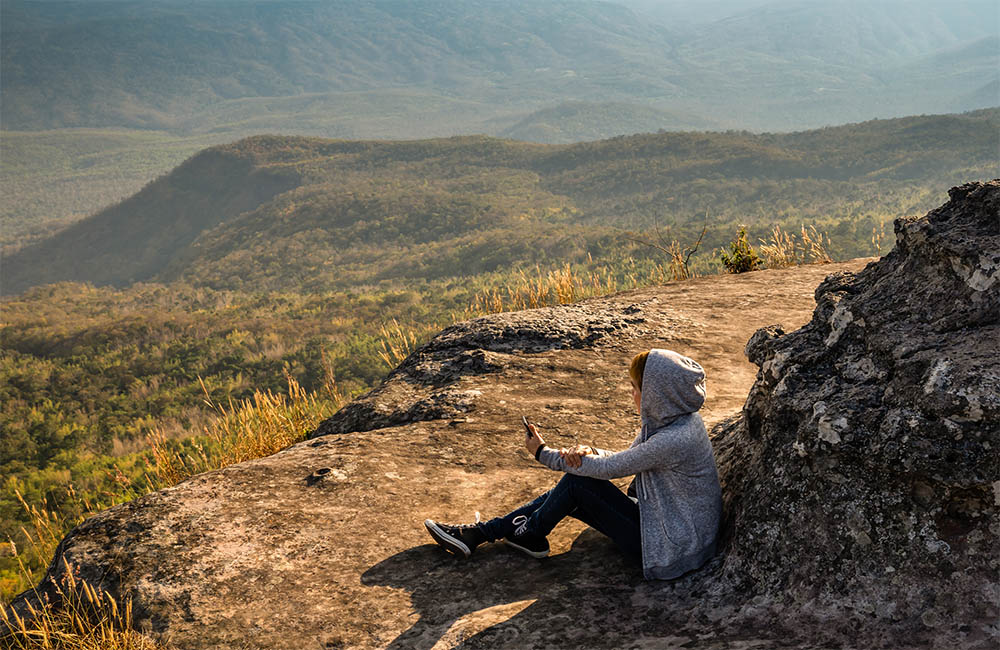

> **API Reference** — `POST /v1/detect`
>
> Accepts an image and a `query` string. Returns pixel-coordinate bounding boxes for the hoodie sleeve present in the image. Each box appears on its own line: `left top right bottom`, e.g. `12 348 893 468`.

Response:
537 429 684 479
591 430 640 457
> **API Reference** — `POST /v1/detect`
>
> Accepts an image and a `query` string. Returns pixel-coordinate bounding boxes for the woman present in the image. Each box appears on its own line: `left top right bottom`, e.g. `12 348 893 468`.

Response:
424 349 722 580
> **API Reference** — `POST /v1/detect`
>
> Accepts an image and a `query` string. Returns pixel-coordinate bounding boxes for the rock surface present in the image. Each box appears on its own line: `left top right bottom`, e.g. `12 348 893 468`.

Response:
6 182 998 650
311 302 657 436
713 180 1000 643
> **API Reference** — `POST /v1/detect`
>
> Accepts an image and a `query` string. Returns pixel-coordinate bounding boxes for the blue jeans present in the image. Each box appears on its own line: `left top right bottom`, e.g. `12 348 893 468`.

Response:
479 474 642 561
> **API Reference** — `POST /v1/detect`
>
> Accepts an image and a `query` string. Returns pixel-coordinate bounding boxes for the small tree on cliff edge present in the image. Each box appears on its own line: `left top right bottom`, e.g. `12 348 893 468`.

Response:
721 226 762 273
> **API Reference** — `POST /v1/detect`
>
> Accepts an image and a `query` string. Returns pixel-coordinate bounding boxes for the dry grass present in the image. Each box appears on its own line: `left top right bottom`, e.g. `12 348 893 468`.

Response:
4 372 344 643
757 225 798 268
758 225 833 268
465 260 678 316
871 220 889 255
1 492 162 649
1 558 160 650
148 372 344 487
377 318 420 369
2 492 71 605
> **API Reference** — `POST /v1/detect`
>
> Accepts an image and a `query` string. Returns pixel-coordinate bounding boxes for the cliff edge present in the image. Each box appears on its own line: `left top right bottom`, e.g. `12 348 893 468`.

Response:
5 182 998 649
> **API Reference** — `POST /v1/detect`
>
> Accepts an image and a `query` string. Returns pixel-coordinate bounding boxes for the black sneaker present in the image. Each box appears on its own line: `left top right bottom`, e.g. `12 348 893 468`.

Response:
424 516 487 558
503 515 550 558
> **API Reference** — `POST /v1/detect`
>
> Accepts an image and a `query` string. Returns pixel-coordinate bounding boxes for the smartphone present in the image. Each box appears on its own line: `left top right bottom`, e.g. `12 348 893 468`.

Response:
522 415 533 438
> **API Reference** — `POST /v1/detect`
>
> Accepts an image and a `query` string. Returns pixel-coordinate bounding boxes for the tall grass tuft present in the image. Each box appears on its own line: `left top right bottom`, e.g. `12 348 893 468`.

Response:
871 220 888 255
758 224 834 268
377 318 420 369
800 225 833 264
757 225 799 268
2 556 160 649
1 493 162 648
2 491 70 605
464 261 677 316
147 372 344 487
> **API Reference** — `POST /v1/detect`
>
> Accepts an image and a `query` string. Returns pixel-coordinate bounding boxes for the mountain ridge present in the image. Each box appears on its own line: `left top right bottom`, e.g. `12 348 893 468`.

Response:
3 109 997 296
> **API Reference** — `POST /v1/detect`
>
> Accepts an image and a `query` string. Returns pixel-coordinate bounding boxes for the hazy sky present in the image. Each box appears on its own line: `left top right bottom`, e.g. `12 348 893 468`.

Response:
613 0 998 26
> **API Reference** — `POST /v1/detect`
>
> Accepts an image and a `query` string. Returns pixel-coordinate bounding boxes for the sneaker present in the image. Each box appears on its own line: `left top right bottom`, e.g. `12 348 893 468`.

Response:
424 513 487 558
503 515 550 558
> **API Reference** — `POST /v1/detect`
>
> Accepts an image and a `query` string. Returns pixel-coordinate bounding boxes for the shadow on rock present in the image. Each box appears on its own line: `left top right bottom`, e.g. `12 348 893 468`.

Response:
362 529 646 650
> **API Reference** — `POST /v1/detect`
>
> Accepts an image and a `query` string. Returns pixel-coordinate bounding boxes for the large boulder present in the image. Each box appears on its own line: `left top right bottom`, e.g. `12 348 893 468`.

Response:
714 180 1000 643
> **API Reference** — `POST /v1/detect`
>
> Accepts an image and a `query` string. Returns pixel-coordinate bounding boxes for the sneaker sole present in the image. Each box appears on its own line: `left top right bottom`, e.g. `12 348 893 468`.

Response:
424 519 471 557
502 538 549 558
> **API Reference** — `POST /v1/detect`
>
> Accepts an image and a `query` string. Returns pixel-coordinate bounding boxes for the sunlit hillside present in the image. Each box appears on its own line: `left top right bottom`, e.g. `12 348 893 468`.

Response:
5 109 998 296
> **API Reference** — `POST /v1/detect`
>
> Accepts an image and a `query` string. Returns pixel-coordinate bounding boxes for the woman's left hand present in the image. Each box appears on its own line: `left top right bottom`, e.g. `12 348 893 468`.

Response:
559 445 595 468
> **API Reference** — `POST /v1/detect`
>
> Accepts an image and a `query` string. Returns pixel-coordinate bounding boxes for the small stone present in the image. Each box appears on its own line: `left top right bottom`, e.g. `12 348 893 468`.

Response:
912 482 934 508
817 416 843 444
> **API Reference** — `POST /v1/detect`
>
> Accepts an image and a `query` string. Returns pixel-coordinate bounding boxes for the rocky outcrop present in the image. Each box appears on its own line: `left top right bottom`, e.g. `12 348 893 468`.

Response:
311 302 653 436
6 182 997 650
714 180 1000 642
5 256 871 649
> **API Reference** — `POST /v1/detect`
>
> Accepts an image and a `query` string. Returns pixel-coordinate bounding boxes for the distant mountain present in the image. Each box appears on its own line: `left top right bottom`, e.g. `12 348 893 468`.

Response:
4 109 997 295
1 0 996 135
675 0 996 66
0 0 681 131
498 102 718 143
887 36 1000 113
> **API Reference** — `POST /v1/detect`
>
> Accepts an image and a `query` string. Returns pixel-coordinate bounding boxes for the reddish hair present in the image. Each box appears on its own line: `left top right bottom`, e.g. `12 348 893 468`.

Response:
629 351 649 390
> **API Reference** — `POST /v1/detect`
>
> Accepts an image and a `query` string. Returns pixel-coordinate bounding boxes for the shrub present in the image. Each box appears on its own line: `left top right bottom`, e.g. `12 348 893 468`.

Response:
720 226 762 273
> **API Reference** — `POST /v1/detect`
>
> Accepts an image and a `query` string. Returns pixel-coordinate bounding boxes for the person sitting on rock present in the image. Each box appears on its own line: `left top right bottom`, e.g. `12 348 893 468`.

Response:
424 348 723 580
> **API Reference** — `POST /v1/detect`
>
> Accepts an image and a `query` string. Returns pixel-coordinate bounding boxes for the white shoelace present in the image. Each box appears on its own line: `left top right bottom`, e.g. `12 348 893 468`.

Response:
511 514 529 536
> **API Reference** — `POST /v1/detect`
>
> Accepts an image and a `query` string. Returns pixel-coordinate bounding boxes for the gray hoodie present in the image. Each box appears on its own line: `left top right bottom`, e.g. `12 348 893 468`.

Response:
536 349 722 579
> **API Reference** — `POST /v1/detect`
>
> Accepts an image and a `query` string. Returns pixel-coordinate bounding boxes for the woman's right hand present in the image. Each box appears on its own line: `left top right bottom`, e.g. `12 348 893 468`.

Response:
559 444 595 468
525 423 545 456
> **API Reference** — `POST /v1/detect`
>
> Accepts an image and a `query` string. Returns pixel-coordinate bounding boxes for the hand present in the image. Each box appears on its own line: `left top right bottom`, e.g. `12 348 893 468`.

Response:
525 422 545 456
558 444 595 468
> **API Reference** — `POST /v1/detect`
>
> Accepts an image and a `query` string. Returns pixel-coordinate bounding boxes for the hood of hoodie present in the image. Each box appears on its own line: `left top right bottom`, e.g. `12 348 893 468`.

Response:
639 349 706 437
